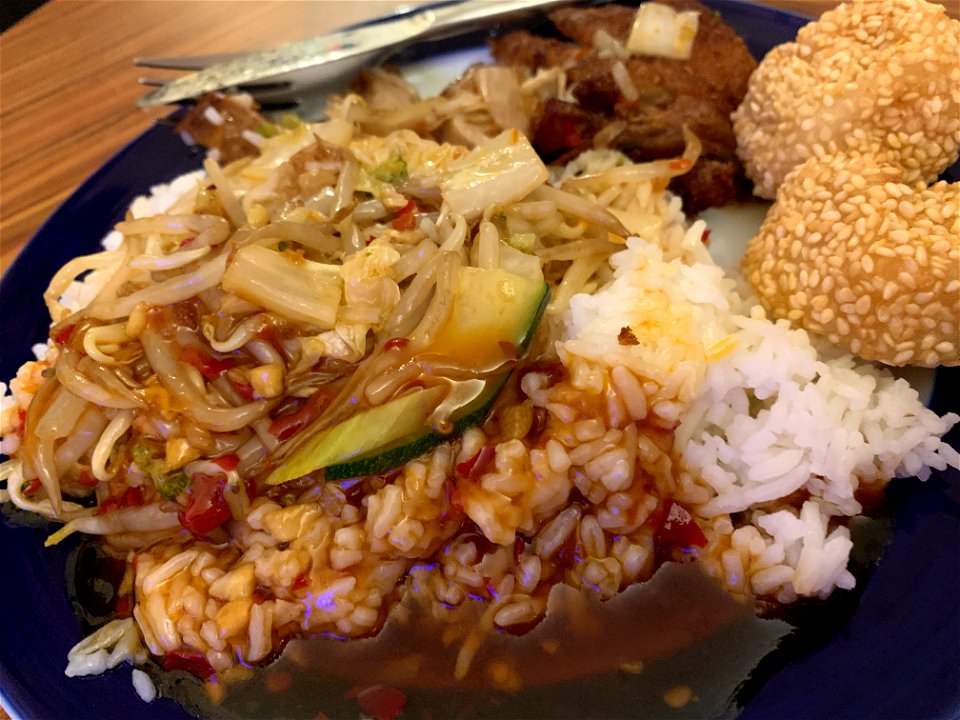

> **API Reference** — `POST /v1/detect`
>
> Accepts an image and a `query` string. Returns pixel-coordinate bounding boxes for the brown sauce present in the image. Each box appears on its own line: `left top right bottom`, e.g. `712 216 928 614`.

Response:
155 562 791 719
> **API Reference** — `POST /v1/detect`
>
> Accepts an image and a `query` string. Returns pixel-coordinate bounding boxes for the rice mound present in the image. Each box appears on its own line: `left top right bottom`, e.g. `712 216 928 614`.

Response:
561 224 737 409
679 312 959 518
559 216 959 600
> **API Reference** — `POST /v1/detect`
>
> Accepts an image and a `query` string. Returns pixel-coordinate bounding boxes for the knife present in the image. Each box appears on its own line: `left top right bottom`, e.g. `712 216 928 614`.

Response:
137 0 577 107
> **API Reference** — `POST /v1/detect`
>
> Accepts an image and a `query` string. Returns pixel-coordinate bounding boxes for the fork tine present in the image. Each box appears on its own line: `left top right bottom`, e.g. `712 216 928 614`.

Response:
134 51 247 71
138 77 294 93
137 77 302 109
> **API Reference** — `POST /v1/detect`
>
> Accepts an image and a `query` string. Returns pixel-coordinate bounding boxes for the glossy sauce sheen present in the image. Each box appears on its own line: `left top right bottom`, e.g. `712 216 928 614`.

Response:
151 563 790 719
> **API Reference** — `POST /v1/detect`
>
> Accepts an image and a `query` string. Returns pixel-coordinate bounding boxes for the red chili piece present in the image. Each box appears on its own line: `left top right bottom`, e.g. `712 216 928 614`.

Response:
444 482 465 521
256 322 281 345
97 486 145 515
656 500 708 550
77 469 99 488
163 650 216 680
390 199 418 231
211 453 240 472
52 323 77 347
383 337 410 352
228 377 256 401
701 229 712 245
455 445 496 480
178 472 232 537
115 595 132 617
268 388 334 441
346 685 407 720
179 346 236 380
291 573 309 592
20 478 42 497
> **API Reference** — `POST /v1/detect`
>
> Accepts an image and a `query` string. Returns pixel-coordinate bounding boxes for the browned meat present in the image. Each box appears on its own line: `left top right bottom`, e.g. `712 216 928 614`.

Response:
673 158 740 210
612 96 735 161
573 70 677 115
177 93 268 164
551 0 755 115
532 99 606 159
548 3 637 45
488 32 585 71
490 1 756 212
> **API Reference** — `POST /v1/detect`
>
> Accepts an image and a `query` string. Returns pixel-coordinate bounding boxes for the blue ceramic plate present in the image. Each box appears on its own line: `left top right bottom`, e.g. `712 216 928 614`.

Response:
1 2 957 718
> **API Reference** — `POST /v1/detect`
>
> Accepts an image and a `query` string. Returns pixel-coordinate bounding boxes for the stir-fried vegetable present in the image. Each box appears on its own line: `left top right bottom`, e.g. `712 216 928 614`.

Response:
440 130 549 219
221 245 342 328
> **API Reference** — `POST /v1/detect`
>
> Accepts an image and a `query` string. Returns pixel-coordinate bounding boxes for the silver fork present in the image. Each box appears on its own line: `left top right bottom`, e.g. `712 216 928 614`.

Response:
134 0 582 110
136 53 318 108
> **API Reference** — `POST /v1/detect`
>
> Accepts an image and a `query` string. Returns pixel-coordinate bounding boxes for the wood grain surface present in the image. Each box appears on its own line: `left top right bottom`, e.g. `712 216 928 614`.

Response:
0 0 956 715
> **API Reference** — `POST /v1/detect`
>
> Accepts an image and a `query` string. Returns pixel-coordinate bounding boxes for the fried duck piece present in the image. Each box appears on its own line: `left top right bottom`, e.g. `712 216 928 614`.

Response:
550 0 754 116
491 0 756 213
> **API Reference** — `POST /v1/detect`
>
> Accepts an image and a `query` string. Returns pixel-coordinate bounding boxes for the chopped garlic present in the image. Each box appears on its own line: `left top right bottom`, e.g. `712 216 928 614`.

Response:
626 3 700 59
247 363 285 399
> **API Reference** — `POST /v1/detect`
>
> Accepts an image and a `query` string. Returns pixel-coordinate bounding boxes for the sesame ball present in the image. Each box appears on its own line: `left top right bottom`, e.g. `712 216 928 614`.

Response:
742 150 959 367
732 0 960 199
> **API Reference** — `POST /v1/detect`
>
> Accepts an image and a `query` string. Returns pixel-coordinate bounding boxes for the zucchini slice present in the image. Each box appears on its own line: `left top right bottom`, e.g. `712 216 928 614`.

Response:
266 266 549 485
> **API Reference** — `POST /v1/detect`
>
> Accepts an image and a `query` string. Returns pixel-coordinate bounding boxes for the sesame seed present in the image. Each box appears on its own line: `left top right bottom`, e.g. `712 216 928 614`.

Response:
894 349 915 364
836 287 856 304
898 200 917 218
889 228 910 244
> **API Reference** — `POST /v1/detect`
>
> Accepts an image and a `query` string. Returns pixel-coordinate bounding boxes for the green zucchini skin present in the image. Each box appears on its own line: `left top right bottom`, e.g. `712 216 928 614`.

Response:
269 269 550 486
324 375 507 481
325 283 550 481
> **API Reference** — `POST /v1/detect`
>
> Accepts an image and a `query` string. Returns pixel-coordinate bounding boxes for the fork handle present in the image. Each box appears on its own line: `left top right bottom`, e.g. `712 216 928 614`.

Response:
427 0 580 38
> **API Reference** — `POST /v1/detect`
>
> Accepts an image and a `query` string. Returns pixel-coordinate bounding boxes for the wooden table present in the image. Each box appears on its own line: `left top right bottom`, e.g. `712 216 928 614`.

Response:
1 0 957 275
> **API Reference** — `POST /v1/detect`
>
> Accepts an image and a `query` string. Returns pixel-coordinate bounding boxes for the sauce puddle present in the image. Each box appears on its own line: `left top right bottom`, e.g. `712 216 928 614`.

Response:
152 562 791 719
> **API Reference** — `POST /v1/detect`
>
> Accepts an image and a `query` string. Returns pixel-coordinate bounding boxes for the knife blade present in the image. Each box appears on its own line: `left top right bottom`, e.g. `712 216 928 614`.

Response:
137 0 575 108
